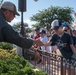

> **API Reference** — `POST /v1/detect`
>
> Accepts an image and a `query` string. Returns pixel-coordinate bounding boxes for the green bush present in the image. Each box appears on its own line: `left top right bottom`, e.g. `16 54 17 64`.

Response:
0 49 47 75
0 42 13 50
35 70 47 75
0 58 28 75
23 67 35 75
0 48 17 60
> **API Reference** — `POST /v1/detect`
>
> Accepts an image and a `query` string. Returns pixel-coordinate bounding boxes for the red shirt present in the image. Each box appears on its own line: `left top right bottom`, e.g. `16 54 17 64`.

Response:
34 34 40 48
34 34 40 40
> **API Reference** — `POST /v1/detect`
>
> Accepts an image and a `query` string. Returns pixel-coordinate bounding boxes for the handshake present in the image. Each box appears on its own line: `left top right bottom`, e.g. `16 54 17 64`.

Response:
33 39 51 47
33 39 44 47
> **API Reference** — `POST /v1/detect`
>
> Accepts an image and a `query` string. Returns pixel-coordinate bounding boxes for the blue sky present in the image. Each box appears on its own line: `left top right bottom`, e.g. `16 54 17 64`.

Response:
3 0 76 27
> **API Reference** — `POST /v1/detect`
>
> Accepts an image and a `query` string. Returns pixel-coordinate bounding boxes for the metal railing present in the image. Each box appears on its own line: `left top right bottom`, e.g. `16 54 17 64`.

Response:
26 49 76 75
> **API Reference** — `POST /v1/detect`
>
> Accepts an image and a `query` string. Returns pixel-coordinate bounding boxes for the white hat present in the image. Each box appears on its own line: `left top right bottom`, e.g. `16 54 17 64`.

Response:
51 19 62 30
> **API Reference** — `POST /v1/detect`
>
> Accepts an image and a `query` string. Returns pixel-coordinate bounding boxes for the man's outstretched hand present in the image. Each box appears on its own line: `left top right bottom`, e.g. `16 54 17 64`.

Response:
33 40 44 47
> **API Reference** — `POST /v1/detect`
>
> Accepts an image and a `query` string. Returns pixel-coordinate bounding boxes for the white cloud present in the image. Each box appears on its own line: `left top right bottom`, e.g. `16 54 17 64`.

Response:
4 0 11 1
24 19 37 27
11 18 20 24
10 18 36 28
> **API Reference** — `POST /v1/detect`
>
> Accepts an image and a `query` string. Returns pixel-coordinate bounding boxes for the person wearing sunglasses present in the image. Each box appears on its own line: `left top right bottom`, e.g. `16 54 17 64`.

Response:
45 20 76 75
0 2 43 50
63 22 76 48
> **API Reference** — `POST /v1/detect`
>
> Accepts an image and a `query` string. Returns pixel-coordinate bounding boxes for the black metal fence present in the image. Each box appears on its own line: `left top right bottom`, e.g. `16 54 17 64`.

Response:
25 49 76 75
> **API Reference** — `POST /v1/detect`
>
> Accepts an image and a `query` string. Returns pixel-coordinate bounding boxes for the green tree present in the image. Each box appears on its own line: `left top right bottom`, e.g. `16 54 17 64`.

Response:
12 22 28 32
0 0 3 5
12 22 32 33
31 6 74 28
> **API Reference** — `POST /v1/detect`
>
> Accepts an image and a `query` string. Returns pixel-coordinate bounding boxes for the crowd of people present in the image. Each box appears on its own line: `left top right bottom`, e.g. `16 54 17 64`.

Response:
30 20 76 74
32 20 76 59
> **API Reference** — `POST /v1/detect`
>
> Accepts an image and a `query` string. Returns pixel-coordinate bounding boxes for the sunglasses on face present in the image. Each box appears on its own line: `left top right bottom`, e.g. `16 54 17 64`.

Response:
9 10 15 16
64 30 68 32
64 29 69 32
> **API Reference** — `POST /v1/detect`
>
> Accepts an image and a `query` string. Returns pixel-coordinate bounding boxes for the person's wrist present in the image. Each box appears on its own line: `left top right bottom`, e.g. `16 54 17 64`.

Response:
33 40 36 45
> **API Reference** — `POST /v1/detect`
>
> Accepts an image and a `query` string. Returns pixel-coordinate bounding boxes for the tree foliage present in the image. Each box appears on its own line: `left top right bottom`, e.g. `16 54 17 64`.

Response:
0 0 3 5
31 6 74 28
12 22 28 32
12 22 32 33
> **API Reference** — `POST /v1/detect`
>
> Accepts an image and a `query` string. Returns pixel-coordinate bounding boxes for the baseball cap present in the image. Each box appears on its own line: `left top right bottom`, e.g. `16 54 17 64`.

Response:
1 1 20 16
35 28 40 31
51 20 62 30
39 30 46 34
62 22 70 29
